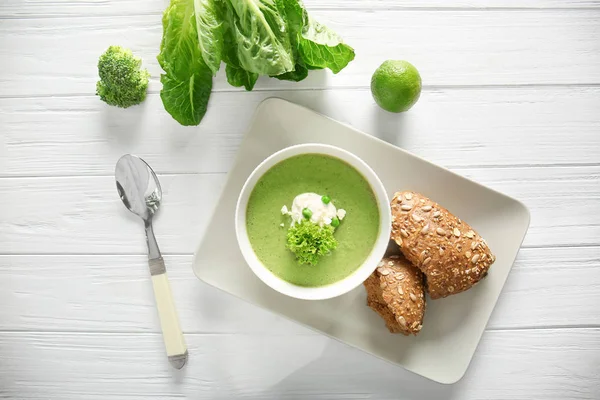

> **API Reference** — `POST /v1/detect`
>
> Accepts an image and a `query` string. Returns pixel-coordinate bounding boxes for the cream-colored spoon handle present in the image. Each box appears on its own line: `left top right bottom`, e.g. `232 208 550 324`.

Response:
150 262 188 369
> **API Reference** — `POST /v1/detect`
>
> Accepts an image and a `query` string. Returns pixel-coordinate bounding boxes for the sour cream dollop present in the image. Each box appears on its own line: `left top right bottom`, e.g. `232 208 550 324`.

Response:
284 193 346 227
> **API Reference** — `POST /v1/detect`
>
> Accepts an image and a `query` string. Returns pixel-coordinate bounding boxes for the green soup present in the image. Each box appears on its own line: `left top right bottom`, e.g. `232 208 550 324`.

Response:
246 154 380 287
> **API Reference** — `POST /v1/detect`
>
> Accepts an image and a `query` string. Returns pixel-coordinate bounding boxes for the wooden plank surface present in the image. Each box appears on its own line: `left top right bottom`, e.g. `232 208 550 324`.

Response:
0 329 598 399
0 246 598 333
2 87 599 177
1 166 598 254
3 0 600 18
1 0 599 396
2 10 600 98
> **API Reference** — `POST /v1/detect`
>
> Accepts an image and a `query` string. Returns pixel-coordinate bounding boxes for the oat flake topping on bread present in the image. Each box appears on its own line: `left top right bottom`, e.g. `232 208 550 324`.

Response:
364 256 426 335
390 191 496 299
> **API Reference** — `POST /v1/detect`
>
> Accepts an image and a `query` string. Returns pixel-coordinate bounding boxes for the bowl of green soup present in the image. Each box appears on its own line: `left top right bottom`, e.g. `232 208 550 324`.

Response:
235 143 392 300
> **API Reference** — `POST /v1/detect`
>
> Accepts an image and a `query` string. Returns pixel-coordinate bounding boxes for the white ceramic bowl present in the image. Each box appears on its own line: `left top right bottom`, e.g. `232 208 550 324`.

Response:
235 143 392 300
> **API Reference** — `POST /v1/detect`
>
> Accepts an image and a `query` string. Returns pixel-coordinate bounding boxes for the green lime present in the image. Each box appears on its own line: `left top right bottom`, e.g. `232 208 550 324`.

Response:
371 60 422 113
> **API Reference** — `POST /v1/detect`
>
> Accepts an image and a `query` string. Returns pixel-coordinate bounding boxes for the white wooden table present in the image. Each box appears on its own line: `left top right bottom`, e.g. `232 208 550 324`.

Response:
1 1 599 398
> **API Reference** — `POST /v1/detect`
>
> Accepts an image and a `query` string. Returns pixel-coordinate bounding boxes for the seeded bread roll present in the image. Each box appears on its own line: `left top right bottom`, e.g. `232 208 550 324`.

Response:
363 255 426 335
390 191 496 299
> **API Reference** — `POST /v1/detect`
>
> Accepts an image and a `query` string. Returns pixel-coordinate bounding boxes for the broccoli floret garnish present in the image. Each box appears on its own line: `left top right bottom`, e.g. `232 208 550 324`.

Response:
96 46 150 108
286 220 338 266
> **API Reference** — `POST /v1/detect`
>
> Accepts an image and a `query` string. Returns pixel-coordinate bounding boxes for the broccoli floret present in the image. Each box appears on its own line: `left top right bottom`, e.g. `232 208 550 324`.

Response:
286 221 338 265
96 46 150 108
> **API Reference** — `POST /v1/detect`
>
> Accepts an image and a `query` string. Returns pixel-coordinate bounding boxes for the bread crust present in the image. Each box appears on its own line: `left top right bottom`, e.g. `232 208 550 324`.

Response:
390 191 496 299
363 256 426 335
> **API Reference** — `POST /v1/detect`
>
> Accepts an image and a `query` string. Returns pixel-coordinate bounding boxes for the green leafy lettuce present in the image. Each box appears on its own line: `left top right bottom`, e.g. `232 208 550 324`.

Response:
194 0 224 75
158 0 355 126
281 0 355 73
226 64 259 90
226 0 295 76
158 0 213 126
286 220 338 265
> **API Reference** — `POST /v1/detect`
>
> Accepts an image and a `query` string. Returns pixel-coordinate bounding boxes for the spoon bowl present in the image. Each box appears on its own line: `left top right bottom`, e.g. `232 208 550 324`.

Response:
115 155 162 222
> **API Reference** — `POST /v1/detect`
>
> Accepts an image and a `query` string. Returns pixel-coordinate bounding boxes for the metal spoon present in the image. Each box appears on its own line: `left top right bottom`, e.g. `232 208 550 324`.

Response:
115 154 188 369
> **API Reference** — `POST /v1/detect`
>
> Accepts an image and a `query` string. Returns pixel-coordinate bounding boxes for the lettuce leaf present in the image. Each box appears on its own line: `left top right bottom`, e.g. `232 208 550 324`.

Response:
158 0 354 126
226 63 259 90
158 0 213 126
224 0 295 76
282 0 355 73
299 15 355 73
272 62 308 82
194 0 224 75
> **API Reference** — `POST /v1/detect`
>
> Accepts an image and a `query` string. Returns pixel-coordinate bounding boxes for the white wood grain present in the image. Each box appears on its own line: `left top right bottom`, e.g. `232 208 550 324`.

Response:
2 87 599 177
2 10 600 97
0 255 303 335
1 0 599 395
0 329 598 399
0 246 597 333
3 0 600 18
1 167 598 254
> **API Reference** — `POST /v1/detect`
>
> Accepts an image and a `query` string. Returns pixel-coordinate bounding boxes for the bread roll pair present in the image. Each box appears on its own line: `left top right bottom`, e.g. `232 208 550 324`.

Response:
365 191 496 335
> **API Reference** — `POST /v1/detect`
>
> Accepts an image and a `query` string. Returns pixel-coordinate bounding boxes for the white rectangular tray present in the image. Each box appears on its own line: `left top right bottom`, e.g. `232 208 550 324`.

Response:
192 98 530 384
